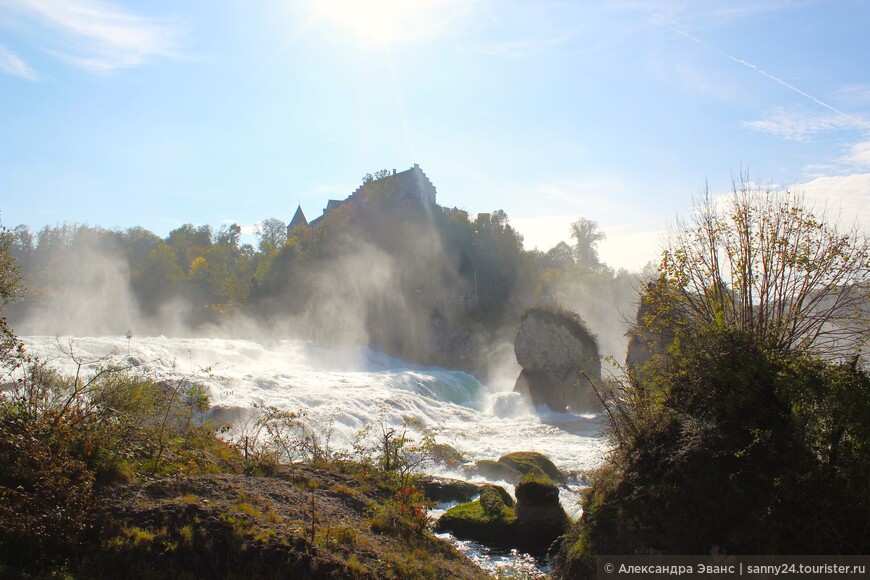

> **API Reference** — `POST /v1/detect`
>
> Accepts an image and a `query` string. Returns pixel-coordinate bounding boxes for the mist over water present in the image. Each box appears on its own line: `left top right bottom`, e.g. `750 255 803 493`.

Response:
9 217 628 525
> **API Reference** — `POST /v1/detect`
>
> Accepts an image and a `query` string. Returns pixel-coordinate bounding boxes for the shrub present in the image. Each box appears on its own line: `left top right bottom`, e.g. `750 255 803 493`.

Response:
556 325 870 578
0 403 97 566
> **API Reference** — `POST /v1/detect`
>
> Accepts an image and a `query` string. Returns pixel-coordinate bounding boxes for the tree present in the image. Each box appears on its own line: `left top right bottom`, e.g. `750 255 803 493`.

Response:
0 222 22 306
132 242 185 315
255 218 288 254
657 176 868 357
545 241 575 267
215 223 242 248
167 224 212 271
471 210 525 322
362 168 392 184
570 217 605 268
0 220 24 370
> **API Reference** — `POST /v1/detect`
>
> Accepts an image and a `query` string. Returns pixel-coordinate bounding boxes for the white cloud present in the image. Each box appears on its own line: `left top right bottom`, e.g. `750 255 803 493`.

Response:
842 141 870 169
742 107 861 141
0 44 37 79
798 173 870 231
598 224 666 272
522 177 632 214
3 0 181 72
511 215 575 251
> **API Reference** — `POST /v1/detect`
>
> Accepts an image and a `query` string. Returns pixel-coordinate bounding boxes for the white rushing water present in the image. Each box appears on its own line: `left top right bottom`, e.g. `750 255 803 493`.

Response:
22 335 608 514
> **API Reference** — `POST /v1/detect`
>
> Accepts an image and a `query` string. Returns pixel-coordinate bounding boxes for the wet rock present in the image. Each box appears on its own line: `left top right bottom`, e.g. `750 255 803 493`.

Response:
422 477 480 504
434 485 515 548
430 443 466 469
514 477 569 554
474 459 522 484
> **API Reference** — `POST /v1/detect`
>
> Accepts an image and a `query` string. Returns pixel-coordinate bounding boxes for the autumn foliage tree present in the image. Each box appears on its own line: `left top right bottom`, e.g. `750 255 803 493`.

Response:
555 178 870 578
656 176 869 357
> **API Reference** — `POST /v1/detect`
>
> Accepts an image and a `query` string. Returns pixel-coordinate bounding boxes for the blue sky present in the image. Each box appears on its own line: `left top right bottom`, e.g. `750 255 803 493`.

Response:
1 0 868 270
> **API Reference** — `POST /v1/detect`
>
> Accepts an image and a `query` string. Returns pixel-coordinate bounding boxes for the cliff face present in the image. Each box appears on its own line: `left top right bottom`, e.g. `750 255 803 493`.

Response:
513 307 600 412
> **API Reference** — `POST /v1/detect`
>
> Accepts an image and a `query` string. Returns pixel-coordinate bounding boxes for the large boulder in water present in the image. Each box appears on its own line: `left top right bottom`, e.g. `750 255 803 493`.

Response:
498 451 566 484
434 485 516 547
514 477 569 554
466 452 565 485
513 306 600 412
434 479 568 556
421 477 480 504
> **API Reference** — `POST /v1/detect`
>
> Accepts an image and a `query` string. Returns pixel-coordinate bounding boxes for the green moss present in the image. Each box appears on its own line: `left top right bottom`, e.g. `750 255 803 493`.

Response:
439 498 515 527
498 451 565 484
435 485 516 548
521 305 598 352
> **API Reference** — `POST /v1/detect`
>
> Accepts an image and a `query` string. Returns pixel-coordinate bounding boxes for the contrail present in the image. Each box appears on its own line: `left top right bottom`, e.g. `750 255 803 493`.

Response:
669 27 870 130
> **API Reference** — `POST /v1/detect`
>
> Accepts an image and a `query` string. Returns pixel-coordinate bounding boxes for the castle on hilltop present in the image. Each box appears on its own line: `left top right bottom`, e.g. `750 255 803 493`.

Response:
287 164 437 236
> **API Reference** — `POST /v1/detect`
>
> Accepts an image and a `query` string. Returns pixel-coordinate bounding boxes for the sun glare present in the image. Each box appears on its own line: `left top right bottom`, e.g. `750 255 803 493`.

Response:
314 0 459 44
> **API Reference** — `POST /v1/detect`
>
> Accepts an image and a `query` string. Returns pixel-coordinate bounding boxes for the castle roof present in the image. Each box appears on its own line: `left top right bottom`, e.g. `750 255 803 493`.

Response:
288 204 308 229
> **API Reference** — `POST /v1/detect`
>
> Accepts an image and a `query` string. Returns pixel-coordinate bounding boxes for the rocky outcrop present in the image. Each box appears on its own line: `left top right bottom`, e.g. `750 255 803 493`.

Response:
513 306 601 412
434 485 516 548
435 479 569 556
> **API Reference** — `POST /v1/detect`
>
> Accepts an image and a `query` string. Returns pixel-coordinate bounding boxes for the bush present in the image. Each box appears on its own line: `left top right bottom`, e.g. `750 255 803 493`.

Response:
0 346 239 573
0 403 97 567
555 325 870 577
369 482 433 537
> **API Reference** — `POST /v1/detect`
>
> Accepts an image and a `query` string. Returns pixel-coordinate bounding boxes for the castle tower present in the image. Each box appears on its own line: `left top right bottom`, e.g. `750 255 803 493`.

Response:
287 204 308 237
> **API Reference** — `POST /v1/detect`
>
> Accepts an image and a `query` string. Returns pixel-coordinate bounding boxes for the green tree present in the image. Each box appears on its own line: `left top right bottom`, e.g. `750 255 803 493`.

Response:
132 242 185 315
470 210 524 322
255 218 288 254
167 223 212 272
570 217 605 269
0 220 24 369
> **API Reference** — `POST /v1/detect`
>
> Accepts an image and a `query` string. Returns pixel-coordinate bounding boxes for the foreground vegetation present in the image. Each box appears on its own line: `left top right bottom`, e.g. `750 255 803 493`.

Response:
554 181 869 578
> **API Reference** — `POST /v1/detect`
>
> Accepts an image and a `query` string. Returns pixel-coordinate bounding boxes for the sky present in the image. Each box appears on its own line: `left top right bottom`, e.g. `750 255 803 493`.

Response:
1 0 869 271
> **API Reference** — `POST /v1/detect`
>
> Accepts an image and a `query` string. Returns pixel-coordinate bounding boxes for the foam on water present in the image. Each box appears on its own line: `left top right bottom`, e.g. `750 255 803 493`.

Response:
22 335 608 477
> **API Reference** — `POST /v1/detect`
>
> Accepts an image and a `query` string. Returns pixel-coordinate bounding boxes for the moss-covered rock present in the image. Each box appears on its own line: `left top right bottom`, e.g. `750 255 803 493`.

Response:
429 443 467 469
434 485 516 548
498 451 565 484
435 479 568 556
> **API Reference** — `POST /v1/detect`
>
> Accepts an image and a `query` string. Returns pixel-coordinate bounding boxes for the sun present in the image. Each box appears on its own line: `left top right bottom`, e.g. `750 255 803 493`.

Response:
312 0 459 45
